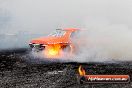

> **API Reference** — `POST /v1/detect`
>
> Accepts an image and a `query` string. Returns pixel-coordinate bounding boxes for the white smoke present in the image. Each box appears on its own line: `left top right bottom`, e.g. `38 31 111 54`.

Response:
71 18 132 62
0 0 132 62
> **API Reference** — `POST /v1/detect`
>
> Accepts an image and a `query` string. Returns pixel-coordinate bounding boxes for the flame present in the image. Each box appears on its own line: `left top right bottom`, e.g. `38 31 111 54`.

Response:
78 65 86 76
44 44 62 58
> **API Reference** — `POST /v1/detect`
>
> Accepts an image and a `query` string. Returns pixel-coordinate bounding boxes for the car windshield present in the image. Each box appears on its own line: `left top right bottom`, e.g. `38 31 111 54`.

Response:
48 29 66 37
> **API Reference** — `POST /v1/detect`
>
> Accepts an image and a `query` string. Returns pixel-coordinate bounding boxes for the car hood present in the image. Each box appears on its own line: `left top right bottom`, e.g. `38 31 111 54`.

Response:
30 36 70 45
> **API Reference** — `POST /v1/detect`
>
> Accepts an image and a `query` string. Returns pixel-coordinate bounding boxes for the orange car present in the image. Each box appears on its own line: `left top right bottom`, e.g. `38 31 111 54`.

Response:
29 28 79 58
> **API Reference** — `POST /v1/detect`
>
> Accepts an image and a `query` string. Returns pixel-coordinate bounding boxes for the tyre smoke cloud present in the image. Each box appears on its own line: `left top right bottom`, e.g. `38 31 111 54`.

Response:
72 18 132 62
0 0 132 62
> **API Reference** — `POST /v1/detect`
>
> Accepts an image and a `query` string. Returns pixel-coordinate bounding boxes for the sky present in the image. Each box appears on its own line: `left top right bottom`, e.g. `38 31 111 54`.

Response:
0 0 132 34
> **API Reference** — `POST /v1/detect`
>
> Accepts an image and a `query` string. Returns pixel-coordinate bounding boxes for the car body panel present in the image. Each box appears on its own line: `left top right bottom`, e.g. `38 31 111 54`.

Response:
30 28 79 45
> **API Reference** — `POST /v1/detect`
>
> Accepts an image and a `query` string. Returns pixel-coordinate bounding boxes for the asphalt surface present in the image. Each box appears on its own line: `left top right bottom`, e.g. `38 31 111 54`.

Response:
0 48 132 88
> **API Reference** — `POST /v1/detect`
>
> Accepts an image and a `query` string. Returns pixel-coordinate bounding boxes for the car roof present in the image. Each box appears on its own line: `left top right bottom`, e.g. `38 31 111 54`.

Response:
63 28 79 32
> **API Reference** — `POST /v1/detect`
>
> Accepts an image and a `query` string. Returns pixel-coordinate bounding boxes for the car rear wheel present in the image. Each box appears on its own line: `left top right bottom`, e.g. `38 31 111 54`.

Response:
61 44 74 54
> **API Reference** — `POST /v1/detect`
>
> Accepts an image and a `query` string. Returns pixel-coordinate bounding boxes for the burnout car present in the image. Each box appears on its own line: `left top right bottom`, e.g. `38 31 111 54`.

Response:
29 28 79 58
